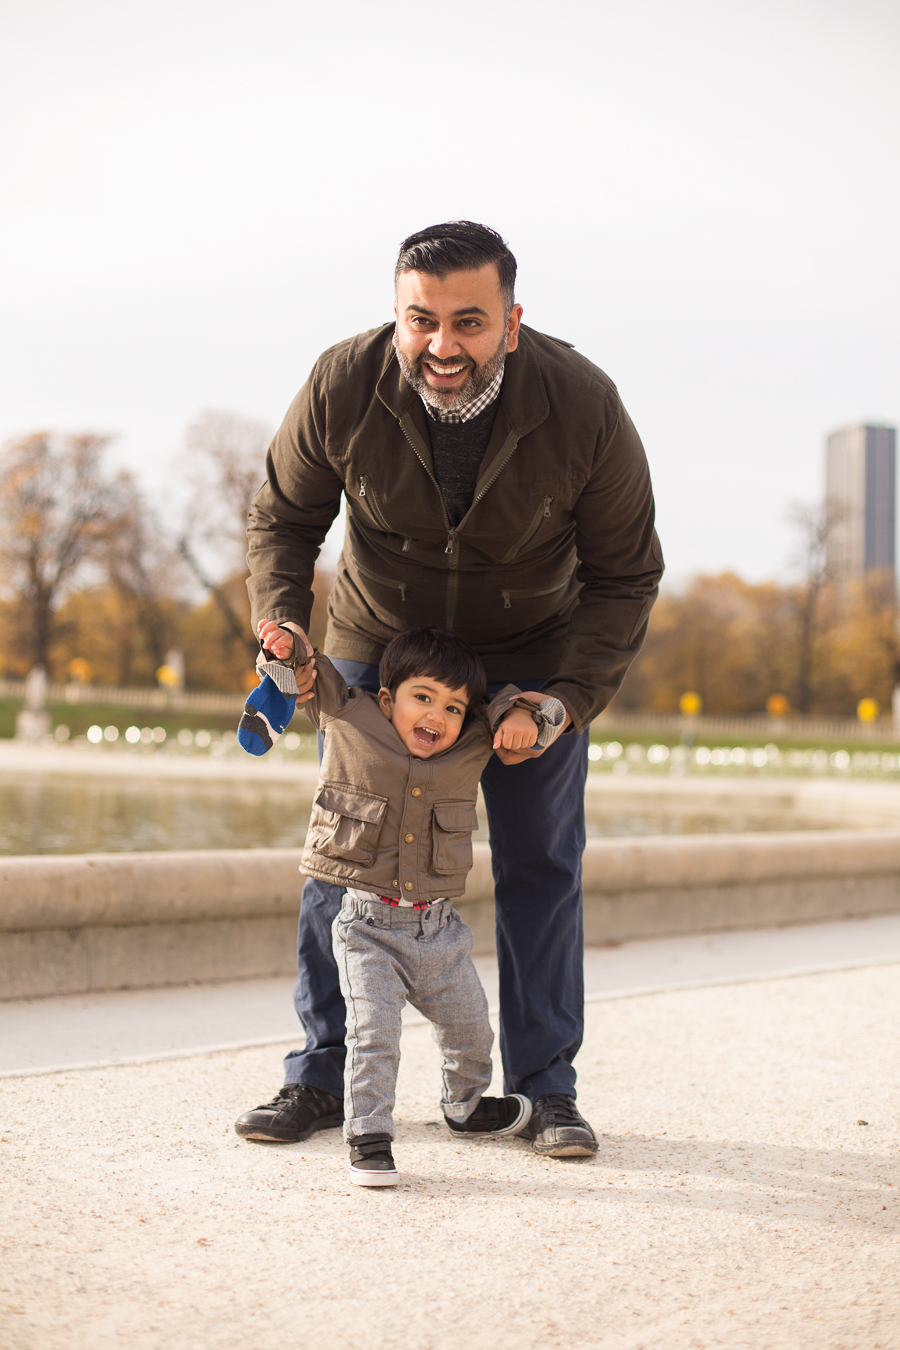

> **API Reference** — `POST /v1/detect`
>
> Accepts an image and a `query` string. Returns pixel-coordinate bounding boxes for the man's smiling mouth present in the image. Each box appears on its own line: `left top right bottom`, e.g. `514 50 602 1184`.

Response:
424 361 468 379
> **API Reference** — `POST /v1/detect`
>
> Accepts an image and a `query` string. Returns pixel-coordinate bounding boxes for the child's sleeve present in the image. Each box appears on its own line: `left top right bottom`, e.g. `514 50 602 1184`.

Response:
485 685 568 749
299 654 353 729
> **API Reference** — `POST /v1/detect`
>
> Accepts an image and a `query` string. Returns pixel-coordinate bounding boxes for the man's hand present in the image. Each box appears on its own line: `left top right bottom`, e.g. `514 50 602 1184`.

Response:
493 690 573 766
257 620 317 702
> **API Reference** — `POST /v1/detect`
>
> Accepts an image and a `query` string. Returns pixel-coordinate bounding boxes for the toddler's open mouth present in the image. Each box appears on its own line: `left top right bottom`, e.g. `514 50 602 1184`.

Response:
413 726 439 749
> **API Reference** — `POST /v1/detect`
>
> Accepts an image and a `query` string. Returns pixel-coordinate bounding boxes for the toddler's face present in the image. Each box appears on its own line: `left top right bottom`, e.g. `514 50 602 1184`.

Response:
378 676 470 758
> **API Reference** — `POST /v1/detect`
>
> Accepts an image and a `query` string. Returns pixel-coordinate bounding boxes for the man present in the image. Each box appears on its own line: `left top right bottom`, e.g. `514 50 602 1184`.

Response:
235 221 663 1157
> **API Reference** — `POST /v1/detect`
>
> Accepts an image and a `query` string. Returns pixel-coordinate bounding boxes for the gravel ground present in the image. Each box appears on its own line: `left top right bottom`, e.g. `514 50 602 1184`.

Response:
1 966 899 1350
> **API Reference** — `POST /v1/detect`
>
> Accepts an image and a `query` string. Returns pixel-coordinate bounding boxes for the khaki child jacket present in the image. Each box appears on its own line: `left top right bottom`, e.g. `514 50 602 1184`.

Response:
300 656 522 904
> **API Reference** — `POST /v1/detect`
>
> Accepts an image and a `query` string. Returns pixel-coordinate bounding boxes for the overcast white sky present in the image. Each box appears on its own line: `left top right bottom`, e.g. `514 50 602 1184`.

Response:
2 0 898 585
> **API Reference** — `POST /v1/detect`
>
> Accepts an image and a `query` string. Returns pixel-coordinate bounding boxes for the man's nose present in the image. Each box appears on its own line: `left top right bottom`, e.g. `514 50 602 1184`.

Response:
428 326 460 359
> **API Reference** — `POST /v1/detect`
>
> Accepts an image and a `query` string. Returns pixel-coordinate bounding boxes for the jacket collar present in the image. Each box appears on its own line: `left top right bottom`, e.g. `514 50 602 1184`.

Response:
376 324 550 440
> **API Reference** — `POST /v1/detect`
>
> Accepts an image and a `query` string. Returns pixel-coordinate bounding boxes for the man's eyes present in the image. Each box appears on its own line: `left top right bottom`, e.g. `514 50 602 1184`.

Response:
408 317 481 330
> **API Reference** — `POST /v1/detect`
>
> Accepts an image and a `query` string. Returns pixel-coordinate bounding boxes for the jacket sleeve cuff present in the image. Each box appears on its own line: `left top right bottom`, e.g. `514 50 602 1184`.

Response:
510 695 568 748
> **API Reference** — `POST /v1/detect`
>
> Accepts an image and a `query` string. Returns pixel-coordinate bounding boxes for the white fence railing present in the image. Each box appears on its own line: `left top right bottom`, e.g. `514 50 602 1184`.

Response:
0 678 245 716
1 676 897 740
594 708 897 742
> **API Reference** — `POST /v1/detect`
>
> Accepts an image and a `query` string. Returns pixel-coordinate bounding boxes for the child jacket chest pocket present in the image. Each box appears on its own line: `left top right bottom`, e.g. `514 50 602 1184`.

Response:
309 783 389 866
430 800 480 876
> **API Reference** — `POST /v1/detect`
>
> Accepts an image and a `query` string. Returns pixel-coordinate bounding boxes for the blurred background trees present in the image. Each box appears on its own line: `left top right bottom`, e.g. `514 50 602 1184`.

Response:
0 428 892 711
0 433 135 671
0 417 335 690
617 569 899 716
176 410 270 672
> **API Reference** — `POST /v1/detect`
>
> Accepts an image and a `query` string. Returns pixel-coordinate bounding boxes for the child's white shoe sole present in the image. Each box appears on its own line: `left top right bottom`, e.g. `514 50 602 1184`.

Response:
493 1094 532 1136
445 1093 533 1138
349 1166 400 1187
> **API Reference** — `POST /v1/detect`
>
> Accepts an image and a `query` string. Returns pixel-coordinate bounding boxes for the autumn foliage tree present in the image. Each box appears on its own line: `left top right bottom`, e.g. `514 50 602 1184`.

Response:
617 570 899 717
51 482 188 687
0 433 133 671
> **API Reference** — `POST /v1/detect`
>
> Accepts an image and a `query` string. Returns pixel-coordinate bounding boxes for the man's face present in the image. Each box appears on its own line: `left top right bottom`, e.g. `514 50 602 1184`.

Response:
378 675 470 758
393 264 523 413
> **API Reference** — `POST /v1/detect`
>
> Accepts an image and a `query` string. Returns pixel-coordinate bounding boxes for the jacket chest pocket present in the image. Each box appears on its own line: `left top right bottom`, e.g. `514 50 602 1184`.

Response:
430 800 480 876
310 784 388 867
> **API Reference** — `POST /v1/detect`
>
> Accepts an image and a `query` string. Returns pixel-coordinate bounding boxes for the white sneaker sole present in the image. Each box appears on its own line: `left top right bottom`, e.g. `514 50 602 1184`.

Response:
493 1094 533 1136
349 1165 400 1187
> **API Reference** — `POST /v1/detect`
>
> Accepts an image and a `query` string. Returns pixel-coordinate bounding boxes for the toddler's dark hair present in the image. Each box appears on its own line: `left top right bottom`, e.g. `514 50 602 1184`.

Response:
379 627 487 714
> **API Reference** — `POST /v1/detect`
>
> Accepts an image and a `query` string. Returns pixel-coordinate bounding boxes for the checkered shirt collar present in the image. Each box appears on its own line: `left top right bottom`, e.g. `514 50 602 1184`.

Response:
421 366 504 424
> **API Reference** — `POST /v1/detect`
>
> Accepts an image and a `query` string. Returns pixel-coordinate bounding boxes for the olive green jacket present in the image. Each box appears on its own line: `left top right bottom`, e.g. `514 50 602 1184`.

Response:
247 323 663 733
300 655 520 903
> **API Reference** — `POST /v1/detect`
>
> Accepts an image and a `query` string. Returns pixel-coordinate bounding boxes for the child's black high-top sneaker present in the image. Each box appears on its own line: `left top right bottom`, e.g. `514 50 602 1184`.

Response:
348 1134 399 1187
443 1093 532 1137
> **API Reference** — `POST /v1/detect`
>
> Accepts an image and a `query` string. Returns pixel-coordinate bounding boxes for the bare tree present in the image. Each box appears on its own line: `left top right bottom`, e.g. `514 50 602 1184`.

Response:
0 432 130 669
104 482 186 680
176 410 270 659
787 501 841 714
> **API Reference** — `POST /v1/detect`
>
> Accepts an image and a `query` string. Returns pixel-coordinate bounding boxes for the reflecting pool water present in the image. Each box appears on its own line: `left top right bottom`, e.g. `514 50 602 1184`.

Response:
0 775 312 855
0 772 852 856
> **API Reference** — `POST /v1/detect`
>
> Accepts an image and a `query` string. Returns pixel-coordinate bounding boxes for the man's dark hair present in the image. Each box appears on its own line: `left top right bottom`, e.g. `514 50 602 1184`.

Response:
395 221 517 312
379 627 487 714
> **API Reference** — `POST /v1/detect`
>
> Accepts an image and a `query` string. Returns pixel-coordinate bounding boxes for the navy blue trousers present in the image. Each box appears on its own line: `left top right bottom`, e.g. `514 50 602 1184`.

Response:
284 659 588 1102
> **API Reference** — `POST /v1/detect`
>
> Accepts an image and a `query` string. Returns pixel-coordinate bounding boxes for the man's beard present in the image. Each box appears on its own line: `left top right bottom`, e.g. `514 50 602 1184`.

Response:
393 330 508 413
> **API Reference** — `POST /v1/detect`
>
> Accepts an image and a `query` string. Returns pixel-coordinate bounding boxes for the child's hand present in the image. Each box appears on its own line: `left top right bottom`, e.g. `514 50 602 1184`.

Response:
256 620 317 701
493 707 538 754
258 620 297 660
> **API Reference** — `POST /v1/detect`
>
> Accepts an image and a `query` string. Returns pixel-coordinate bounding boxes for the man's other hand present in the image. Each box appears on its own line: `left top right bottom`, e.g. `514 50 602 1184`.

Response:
257 620 317 702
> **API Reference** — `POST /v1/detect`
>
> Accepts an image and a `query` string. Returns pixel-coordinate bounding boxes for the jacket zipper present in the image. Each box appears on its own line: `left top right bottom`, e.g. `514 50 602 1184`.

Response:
358 476 393 534
397 414 521 628
500 572 572 609
350 548 408 602
499 496 553 565
397 414 455 626
444 430 520 625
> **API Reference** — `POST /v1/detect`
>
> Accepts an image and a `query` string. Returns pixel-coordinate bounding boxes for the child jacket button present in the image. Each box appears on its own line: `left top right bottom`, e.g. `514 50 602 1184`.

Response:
411 787 422 797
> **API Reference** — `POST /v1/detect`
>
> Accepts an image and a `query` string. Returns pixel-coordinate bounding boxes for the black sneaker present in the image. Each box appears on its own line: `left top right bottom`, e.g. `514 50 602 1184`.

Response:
444 1093 532 1138
529 1094 598 1157
234 1084 343 1142
348 1134 399 1187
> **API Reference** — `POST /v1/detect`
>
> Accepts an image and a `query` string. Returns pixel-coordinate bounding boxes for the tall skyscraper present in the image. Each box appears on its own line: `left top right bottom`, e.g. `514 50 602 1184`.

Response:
825 424 896 584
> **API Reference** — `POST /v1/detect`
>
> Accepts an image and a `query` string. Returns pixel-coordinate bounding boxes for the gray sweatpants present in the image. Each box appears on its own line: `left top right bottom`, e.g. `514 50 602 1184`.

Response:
332 894 494 1141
